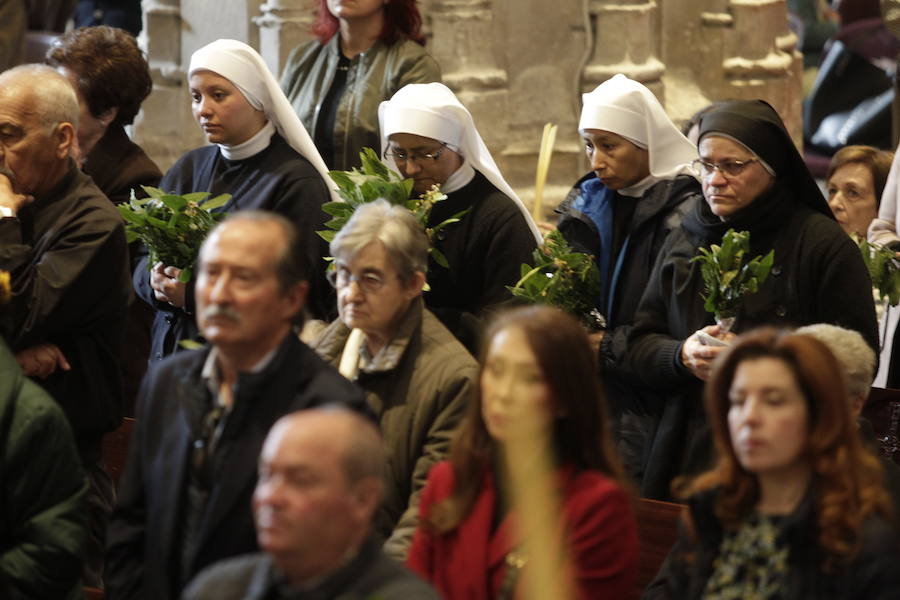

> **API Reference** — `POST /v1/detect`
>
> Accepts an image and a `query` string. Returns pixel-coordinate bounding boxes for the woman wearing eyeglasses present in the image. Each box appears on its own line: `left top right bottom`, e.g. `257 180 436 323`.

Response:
621 99 878 500
377 83 542 350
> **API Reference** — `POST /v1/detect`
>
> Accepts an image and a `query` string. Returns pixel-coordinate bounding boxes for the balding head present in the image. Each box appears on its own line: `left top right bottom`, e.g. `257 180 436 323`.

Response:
252 407 384 584
0 64 79 131
0 64 78 196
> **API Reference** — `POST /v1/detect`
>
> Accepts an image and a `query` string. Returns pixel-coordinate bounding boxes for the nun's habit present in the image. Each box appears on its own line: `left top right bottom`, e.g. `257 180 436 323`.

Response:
378 83 539 346
622 100 878 500
135 39 337 363
556 74 703 372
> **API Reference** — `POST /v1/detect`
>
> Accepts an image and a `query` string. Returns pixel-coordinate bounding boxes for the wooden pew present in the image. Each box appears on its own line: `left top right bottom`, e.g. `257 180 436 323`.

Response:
634 497 684 597
102 417 136 488
84 586 104 599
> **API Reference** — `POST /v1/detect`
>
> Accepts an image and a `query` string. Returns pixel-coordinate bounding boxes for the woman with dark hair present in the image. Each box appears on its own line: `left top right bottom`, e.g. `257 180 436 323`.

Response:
826 145 893 237
406 305 638 599
280 0 440 170
646 328 900 599
46 25 161 205
622 100 878 499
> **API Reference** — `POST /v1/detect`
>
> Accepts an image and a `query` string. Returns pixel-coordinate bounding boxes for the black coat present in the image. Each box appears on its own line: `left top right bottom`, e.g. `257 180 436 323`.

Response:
104 333 367 600
622 185 878 499
644 489 900 599
0 163 129 446
134 134 333 363
424 170 538 349
557 172 702 370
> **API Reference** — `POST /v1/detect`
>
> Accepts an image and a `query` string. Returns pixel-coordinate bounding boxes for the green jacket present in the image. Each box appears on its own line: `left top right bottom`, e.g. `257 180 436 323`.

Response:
280 35 440 171
312 298 477 560
0 340 88 600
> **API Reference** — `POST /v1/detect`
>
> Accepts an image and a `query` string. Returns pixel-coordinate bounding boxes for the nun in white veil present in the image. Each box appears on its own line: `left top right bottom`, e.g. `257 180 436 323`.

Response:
556 73 703 368
377 83 541 347
136 38 338 363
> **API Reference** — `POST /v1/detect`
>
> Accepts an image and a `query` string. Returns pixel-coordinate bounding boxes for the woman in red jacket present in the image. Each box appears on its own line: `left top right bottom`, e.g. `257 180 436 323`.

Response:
407 305 638 599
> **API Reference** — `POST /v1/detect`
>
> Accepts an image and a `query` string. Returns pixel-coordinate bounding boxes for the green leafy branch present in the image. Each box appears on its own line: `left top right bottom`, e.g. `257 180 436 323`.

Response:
856 235 900 306
317 148 467 268
507 230 604 330
690 229 774 321
118 186 230 282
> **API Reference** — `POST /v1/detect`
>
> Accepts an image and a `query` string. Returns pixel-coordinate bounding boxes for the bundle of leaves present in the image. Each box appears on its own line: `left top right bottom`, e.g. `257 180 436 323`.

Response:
856 236 900 306
507 230 604 330
691 228 774 323
317 148 467 268
118 186 230 282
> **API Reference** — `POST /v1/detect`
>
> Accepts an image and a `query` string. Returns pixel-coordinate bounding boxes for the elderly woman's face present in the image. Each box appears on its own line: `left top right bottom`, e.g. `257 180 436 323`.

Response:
827 162 878 237
335 241 420 344
327 0 384 21
190 70 267 147
582 129 650 190
481 325 554 443
698 135 775 220
727 357 809 479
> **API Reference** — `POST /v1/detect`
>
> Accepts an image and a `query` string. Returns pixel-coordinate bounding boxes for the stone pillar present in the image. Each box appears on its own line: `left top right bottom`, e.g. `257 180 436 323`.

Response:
428 0 509 152
583 0 666 98
255 0 315 78
133 0 201 172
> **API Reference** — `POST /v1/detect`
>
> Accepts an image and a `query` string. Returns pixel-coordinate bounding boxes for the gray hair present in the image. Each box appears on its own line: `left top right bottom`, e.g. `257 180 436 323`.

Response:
330 199 429 281
795 323 874 400
0 64 79 131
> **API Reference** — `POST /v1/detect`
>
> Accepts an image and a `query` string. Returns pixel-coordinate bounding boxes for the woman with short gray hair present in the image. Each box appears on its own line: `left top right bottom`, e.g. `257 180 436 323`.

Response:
313 199 479 560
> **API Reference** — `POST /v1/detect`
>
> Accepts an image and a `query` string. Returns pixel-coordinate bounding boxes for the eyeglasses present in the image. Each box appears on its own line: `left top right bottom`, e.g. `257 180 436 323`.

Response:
383 143 449 164
327 266 388 293
692 157 759 179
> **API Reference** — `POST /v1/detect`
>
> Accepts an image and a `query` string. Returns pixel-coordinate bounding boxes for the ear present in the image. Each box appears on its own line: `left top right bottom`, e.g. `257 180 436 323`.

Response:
54 122 76 160
99 106 118 128
404 271 426 301
851 394 865 420
281 280 309 320
348 476 382 520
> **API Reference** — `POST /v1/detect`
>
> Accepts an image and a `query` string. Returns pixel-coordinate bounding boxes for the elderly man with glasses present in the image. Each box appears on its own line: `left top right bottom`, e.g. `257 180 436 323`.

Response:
312 199 479 560
378 83 542 350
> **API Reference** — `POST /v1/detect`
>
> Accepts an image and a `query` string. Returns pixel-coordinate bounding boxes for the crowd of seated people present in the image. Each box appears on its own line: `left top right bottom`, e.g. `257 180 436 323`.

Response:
4 8 900 599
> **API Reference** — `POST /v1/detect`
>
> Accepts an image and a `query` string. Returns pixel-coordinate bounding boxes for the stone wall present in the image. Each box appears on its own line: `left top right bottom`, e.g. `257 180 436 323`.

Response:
134 0 802 217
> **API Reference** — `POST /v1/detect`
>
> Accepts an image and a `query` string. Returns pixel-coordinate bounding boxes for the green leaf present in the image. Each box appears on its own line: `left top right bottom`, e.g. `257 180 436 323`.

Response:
200 193 231 211
317 230 337 242
430 247 449 268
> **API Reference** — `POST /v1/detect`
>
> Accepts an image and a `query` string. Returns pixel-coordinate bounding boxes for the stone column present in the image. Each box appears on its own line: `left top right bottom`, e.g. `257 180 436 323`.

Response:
255 0 315 78
428 0 509 152
583 0 666 98
133 0 200 171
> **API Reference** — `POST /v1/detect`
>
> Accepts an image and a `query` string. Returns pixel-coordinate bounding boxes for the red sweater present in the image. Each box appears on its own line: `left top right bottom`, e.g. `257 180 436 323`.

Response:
406 461 638 600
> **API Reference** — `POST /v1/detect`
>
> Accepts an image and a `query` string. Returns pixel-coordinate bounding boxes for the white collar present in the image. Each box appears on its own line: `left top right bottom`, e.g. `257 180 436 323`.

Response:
440 160 475 194
218 121 275 161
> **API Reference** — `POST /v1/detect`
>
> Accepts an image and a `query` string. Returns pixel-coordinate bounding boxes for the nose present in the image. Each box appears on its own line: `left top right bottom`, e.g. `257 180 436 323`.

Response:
342 278 365 303
707 167 728 187
206 273 232 304
590 150 605 172
740 397 763 426
196 95 213 119
403 158 422 176
828 193 845 215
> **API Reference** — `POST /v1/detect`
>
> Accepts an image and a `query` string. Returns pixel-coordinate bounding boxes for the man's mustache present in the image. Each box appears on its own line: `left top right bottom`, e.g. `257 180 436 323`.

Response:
201 304 241 323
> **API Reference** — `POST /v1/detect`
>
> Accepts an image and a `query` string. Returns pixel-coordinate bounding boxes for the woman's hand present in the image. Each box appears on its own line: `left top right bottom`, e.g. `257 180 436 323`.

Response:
16 343 70 379
150 262 187 308
680 325 736 381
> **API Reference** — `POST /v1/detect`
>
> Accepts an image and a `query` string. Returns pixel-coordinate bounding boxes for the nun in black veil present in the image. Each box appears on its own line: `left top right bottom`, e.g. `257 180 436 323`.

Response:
617 99 878 499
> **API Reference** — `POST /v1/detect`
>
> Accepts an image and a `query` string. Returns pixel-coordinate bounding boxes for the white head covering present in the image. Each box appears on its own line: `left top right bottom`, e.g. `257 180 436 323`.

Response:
379 83 542 243
188 39 338 200
579 74 698 189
